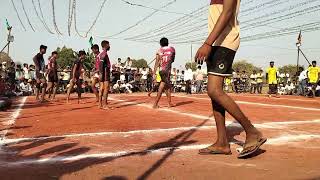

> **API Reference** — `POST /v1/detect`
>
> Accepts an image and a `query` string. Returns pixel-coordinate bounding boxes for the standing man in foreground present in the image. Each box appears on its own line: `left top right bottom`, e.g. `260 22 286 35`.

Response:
98 40 112 110
91 44 100 102
66 51 86 104
195 0 266 158
266 61 279 98
308 61 320 97
33 45 47 103
152 37 175 109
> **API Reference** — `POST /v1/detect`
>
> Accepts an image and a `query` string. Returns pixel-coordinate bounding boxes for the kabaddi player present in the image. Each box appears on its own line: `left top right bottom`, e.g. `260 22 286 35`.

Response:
33 45 47 103
66 50 86 104
308 61 320 97
91 44 100 102
195 0 266 158
266 61 279 98
98 40 111 109
152 37 175 109
46 51 59 101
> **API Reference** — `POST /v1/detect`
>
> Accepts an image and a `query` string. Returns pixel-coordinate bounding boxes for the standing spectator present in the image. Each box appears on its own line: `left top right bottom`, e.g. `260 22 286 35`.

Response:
141 67 148 91
111 66 121 85
232 69 240 93
250 70 258 94
115 58 122 68
266 61 279 97
125 57 132 69
61 67 71 92
15 64 24 82
307 61 320 97
176 69 181 84
29 65 36 80
195 66 204 93
298 67 308 96
146 68 153 92
171 68 177 86
184 67 193 94
256 70 263 94
23 63 30 80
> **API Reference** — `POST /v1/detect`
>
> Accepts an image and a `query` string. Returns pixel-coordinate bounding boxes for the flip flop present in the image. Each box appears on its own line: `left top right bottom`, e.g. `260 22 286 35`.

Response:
199 147 232 155
238 138 267 159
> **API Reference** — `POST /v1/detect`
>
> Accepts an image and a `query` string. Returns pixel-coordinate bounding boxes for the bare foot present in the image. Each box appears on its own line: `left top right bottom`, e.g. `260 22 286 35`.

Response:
199 144 231 155
152 104 159 109
148 92 152 97
168 103 175 108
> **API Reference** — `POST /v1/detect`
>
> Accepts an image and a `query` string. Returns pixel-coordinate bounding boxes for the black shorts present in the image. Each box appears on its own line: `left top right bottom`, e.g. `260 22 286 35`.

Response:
35 71 45 80
100 70 111 82
48 71 58 83
207 46 236 77
159 70 170 84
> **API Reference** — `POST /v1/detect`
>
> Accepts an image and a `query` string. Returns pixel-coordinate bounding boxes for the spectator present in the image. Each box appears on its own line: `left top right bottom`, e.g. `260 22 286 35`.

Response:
29 65 36 80
146 68 153 92
171 68 177 86
19 78 33 96
284 81 295 95
61 67 71 92
23 63 30 80
141 67 148 90
113 80 122 93
195 66 204 93
176 69 182 84
256 70 263 94
111 66 121 85
184 67 193 94
250 70 258 94
120 71 126 83
298 67 308 96
115 58 122 68
15 64 24 82
125 57 132 69
232 69 240 93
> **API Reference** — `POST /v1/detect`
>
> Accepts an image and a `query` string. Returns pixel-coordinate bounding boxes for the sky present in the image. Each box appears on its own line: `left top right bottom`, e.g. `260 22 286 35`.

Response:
0 0 319 70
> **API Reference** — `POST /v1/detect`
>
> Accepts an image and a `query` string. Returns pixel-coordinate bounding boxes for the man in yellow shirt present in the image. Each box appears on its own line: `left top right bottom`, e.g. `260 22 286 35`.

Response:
266 61 279 97
308 61 320 97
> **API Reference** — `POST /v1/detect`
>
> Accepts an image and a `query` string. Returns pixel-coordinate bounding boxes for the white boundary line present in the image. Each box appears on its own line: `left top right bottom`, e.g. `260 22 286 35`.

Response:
1 118 319 145
173 95 320 111
2 133 320 166
0 97 27 142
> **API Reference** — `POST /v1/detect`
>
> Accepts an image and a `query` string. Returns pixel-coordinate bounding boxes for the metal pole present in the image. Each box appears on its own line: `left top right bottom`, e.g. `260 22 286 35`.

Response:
7 28 12 56
299 49 311 65
296 46 300 73
190 43 193 64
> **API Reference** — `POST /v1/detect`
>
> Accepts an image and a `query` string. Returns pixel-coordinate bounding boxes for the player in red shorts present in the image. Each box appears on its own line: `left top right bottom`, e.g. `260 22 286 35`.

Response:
152 37 175 109
46 51 58 101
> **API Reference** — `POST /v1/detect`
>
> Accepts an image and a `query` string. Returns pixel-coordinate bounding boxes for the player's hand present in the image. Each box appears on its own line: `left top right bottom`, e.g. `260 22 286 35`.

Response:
195 43 212 65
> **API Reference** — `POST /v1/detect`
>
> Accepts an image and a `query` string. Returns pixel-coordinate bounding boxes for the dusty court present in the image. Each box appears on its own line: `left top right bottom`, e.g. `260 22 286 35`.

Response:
0 93 320 180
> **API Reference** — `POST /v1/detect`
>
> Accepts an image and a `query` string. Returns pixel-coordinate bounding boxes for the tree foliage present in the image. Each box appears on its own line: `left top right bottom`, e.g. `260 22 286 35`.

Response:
132 59 148 68
0 52 13 64
232 60 261 74
55 46 94 70
278 64 303 77
185 62 198 71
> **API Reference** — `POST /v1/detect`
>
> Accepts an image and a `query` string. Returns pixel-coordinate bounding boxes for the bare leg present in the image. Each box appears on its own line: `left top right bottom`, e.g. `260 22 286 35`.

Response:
206 75 262 145
103 81 110 109
98 82 104 108
52 82 58 100
46 82 53 99
92 78 99 102
164 84 173 107
76 80 82 104
66 81 75 103
153 82 166 109
40 79 47 102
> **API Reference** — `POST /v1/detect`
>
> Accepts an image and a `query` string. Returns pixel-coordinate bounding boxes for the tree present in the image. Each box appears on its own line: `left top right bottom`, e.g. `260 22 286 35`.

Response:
56 46 76 69
232 60 261 74
278 64 304 78
132 59 148 68
0 52 13 64
185 62 198 71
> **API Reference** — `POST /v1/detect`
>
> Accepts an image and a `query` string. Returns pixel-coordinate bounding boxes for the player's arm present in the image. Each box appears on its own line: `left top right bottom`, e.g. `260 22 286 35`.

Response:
99 58 105 79
72 63 77 81
195 0 236 62
153 54 160 75
33 55 40 71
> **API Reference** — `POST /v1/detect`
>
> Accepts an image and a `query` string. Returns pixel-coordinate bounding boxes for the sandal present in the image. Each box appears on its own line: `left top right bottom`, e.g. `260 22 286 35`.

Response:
238 138 267 159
